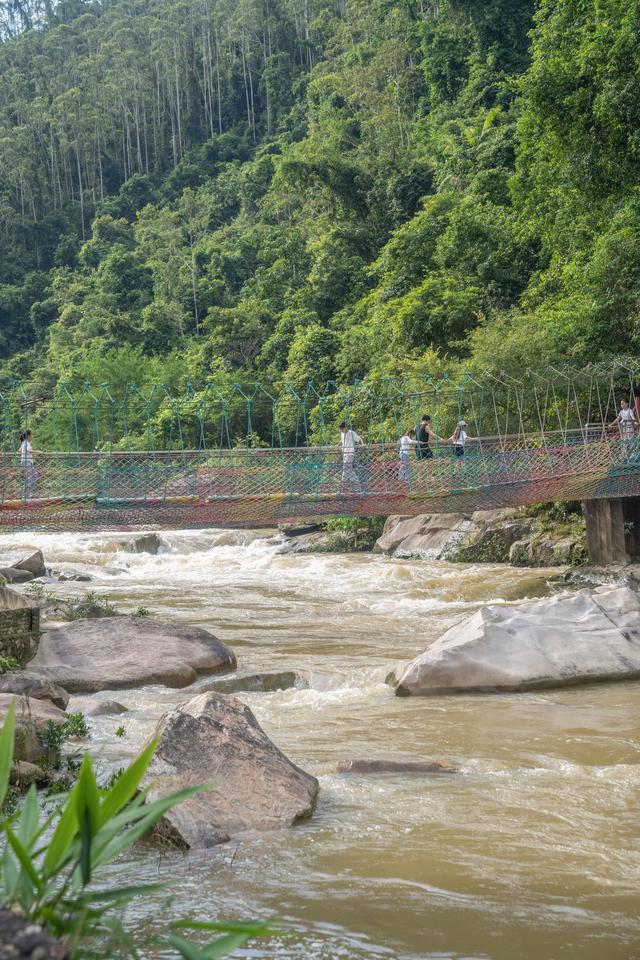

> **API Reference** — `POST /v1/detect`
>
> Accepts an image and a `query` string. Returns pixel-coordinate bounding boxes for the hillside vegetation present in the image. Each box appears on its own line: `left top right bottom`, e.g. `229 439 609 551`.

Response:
1 0 638 403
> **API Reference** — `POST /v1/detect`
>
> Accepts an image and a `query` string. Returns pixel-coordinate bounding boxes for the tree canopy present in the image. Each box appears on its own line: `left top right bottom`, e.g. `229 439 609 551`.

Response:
0 0 638 416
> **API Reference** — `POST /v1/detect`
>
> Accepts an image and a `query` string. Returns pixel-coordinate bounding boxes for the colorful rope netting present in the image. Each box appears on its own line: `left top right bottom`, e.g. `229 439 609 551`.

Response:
3 361 640 530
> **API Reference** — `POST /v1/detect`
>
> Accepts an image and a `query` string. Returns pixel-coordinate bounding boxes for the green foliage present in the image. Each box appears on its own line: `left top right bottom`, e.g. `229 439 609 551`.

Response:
0 657 20 675
114 726 126 739
323 516 386 552
61 593 118 621
0 0 637 438
132 606 150 618
0 706 276 958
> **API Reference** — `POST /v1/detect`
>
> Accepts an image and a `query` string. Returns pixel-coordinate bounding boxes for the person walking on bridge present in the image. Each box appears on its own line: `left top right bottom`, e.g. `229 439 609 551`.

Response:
339 421 364 487
399 428 419 481
610 399 638 438
417 414 443 460
449 420 475 458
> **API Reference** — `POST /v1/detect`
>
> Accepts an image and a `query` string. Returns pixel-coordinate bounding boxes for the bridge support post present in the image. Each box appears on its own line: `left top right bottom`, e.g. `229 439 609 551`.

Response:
582 498 640 565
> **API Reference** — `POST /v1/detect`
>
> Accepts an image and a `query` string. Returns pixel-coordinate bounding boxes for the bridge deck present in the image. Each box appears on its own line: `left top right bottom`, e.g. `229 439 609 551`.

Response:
5 429 640 530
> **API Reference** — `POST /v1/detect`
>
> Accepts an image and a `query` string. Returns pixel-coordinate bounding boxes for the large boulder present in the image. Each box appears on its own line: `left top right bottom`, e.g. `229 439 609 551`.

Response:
393 586 640 695
374 513 475 559
29 617 235 693
0 672 69 710
14 550 47 578
142 692 318 848
0 693 67 763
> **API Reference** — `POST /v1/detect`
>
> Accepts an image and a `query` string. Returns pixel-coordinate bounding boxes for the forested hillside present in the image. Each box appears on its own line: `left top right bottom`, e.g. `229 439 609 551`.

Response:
1 0 639 400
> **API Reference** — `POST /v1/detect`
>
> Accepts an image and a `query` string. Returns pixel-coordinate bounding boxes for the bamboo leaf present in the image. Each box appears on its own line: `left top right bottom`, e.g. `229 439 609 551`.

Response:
0 702 15 811
167 933 210 960
172 919 279 936
4 824 43 893
98 739 158 825
93 784 210 868
17 785 40 849
43 783 80 878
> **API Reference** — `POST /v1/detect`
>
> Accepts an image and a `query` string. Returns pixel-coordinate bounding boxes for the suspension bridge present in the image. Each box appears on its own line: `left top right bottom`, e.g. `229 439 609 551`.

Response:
1 361 640 536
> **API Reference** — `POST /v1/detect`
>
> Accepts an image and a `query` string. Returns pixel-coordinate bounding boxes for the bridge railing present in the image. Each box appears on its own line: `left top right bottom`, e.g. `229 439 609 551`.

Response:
2 424 637 508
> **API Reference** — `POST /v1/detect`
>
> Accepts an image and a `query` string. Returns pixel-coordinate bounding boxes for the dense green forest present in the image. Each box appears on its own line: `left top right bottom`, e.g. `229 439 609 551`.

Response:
1 0 639 408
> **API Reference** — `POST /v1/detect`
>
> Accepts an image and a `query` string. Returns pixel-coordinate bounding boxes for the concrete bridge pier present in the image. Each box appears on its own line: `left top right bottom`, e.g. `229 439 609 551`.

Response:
582 497 640 565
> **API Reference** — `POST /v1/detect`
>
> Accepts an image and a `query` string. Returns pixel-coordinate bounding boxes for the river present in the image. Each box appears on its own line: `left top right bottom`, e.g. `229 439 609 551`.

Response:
2 528 639 959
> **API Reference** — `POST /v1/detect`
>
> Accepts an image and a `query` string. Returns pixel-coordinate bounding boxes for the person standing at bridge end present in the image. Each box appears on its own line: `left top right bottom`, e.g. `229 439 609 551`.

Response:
339 421 364 487
19 429 37 499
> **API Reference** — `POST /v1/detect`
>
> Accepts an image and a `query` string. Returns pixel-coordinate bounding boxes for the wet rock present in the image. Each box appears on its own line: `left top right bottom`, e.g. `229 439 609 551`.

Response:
56 572 93 582
198 671 303 694
509 535 587 567
10 760 46 787
29 617 236 693
0 672 69 710
393 585 640 696
278 522 322 538
374 513 475 560
0 694 67 763
127 533 164 555
329 759 455 775
0 905 68 959
14 550 47 579
83 700 128 716
275 531 331 554
452 516 533 563
0 568 34 584
103 566 128 576
142 691 318 848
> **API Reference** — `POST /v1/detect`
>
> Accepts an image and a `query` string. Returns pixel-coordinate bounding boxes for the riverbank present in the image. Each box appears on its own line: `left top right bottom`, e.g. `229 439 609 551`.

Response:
277 502 588 566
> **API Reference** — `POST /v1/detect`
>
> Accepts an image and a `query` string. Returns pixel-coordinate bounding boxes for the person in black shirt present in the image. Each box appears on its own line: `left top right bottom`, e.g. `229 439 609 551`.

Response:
417 414 442 459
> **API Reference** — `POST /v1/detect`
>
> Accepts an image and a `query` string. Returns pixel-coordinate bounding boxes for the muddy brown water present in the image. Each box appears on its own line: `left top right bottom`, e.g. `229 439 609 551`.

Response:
2 528 639 959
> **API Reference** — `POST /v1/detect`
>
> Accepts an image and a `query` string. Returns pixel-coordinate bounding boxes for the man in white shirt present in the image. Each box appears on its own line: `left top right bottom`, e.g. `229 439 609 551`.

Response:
339 420 363 486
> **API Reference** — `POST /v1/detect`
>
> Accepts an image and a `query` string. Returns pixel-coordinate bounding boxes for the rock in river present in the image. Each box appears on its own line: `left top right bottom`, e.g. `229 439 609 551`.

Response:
14 549 47 578
82 699 128 716
126 533 164 554
329 759 454 775
142 691 319 848
0 671 70 710
29 617 235 693
198 671 303 694
392 586 640 696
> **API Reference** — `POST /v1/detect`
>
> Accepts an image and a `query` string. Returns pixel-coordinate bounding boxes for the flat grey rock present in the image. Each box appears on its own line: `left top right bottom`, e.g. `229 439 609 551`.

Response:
393 586 640 695
29 617 236 693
